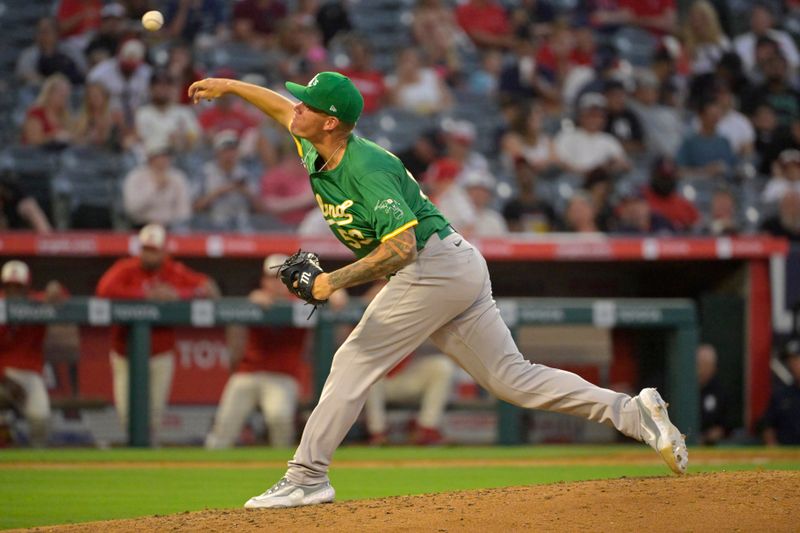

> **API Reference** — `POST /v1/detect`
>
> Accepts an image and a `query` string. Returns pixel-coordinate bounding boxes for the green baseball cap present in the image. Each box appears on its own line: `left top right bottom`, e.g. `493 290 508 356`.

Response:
285 72 364 125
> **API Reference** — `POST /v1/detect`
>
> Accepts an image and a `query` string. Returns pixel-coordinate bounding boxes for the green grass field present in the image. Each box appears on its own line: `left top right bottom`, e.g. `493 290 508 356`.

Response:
2 445 799 530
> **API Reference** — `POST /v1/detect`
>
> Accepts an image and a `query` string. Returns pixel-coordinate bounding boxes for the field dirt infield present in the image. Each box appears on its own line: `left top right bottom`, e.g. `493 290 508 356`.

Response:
21 470 799 532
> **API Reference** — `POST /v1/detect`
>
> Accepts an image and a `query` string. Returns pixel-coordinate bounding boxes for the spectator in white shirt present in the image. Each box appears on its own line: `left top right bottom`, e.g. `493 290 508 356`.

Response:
555 93 631 175
629 69 685 158
763 149 800 205
123 142 192 228
440 119 489 182
683 0 730 75
733 3 800 80
462 170 507 236
386 47 453 116
714 82 755 157
423 158 476 232
193 130 261 230
88 39 152 127
135 70 201 155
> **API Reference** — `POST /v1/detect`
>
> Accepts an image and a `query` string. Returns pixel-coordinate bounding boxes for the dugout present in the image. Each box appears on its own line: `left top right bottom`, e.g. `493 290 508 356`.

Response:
0 232 788 447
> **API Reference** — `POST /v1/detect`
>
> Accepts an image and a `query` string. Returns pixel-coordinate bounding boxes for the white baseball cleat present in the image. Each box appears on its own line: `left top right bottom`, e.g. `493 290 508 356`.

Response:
636 388 688 475
244 477 336 509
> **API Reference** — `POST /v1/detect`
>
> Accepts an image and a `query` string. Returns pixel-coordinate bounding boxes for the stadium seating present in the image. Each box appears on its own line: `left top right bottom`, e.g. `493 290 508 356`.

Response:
52 147 126 229
0 145 61 217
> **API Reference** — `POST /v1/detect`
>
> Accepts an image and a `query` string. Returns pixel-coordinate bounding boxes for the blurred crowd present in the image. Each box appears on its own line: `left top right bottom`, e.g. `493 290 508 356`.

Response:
2 0 800 241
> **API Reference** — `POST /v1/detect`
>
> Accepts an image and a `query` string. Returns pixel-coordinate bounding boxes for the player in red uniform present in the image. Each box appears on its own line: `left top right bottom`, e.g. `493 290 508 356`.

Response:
206 254 308 448
96 224 219 441
206 254 346 448
0 260 66 446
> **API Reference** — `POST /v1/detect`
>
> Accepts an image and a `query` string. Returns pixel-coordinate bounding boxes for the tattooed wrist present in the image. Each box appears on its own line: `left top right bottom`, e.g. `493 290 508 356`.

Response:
327 229 417 290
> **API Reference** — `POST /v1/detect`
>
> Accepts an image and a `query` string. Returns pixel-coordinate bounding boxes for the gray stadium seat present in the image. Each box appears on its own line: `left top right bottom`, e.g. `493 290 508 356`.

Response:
52 147 123 229
0 145 60 216
612 27 658 68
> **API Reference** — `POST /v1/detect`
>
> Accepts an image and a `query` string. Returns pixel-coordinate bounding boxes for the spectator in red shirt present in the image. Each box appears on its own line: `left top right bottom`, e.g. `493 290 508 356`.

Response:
0 260 66 446
260 137 317 225
206 254 346 448
339 37 387 115
588 0 676 36
232 0 288 49
198 92 277 165
199 94 261 139
534 24 577 85
643 157 700 232
166 44 205 106
618 0 677 36
96 224 219 441
455 0 514 49
21 74 75 148
56 0 103 52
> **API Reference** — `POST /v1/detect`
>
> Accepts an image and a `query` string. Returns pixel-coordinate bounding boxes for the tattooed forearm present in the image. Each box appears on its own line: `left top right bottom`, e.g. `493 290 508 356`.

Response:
327 229 417 290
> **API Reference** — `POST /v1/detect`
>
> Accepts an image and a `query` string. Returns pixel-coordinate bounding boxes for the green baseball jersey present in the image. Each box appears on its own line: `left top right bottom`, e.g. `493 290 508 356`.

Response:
294 134 450 259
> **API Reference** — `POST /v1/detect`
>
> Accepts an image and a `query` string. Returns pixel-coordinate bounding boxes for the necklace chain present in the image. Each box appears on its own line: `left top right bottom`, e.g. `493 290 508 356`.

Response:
319 140 346 171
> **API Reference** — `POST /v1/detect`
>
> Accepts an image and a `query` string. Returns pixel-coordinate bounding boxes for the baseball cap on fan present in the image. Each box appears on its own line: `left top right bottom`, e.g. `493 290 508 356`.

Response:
285 72 364 125
139 223 167 250
1 260 31 285
579 92 607 111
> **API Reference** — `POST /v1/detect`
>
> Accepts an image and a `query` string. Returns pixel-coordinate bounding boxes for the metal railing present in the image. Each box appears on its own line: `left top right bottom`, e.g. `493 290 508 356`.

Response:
0 297 699 446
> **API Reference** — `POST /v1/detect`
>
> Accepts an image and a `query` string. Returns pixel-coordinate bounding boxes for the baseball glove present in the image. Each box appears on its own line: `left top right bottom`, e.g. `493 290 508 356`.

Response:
273 250 327 309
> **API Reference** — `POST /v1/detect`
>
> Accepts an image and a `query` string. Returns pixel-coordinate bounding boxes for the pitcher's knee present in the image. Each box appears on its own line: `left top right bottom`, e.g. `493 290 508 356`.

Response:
485 378 526 406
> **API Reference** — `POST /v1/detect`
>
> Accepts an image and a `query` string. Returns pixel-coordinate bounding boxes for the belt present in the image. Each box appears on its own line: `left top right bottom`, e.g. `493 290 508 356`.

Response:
436 224 456 240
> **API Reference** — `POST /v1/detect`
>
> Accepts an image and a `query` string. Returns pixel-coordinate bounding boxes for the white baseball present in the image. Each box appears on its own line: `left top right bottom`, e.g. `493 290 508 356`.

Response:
141 10 164 31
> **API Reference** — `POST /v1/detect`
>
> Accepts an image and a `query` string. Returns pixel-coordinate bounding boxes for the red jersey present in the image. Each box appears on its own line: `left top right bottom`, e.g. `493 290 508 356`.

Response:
96 257 210 357
455 1 511 38
643 187 700 231
22 107 58 145
232 0 287 36
259 158 313 225
198 104 261 138
237 326 308 381
619 0 674 34
339 69 386 115
56 0 102 38
619 0 674 18
0 291 47 374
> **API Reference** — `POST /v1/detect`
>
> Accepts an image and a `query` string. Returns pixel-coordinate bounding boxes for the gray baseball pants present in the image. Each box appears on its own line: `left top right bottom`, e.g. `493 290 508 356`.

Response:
286 232 643 485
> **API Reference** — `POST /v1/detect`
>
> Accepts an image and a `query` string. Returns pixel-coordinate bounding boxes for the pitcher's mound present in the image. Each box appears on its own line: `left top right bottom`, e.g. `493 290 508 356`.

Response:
25 470 799 532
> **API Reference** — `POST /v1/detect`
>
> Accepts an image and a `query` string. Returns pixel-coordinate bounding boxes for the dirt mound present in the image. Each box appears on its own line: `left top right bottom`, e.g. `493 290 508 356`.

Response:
21 471 799 532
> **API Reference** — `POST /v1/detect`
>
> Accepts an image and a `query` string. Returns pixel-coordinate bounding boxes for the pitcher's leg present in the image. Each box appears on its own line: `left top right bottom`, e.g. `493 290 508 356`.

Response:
430 292 642 440
286 254 484 485
285 314 437 485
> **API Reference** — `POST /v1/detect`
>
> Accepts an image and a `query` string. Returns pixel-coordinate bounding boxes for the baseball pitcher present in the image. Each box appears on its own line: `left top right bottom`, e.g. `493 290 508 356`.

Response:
189 72 688 509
